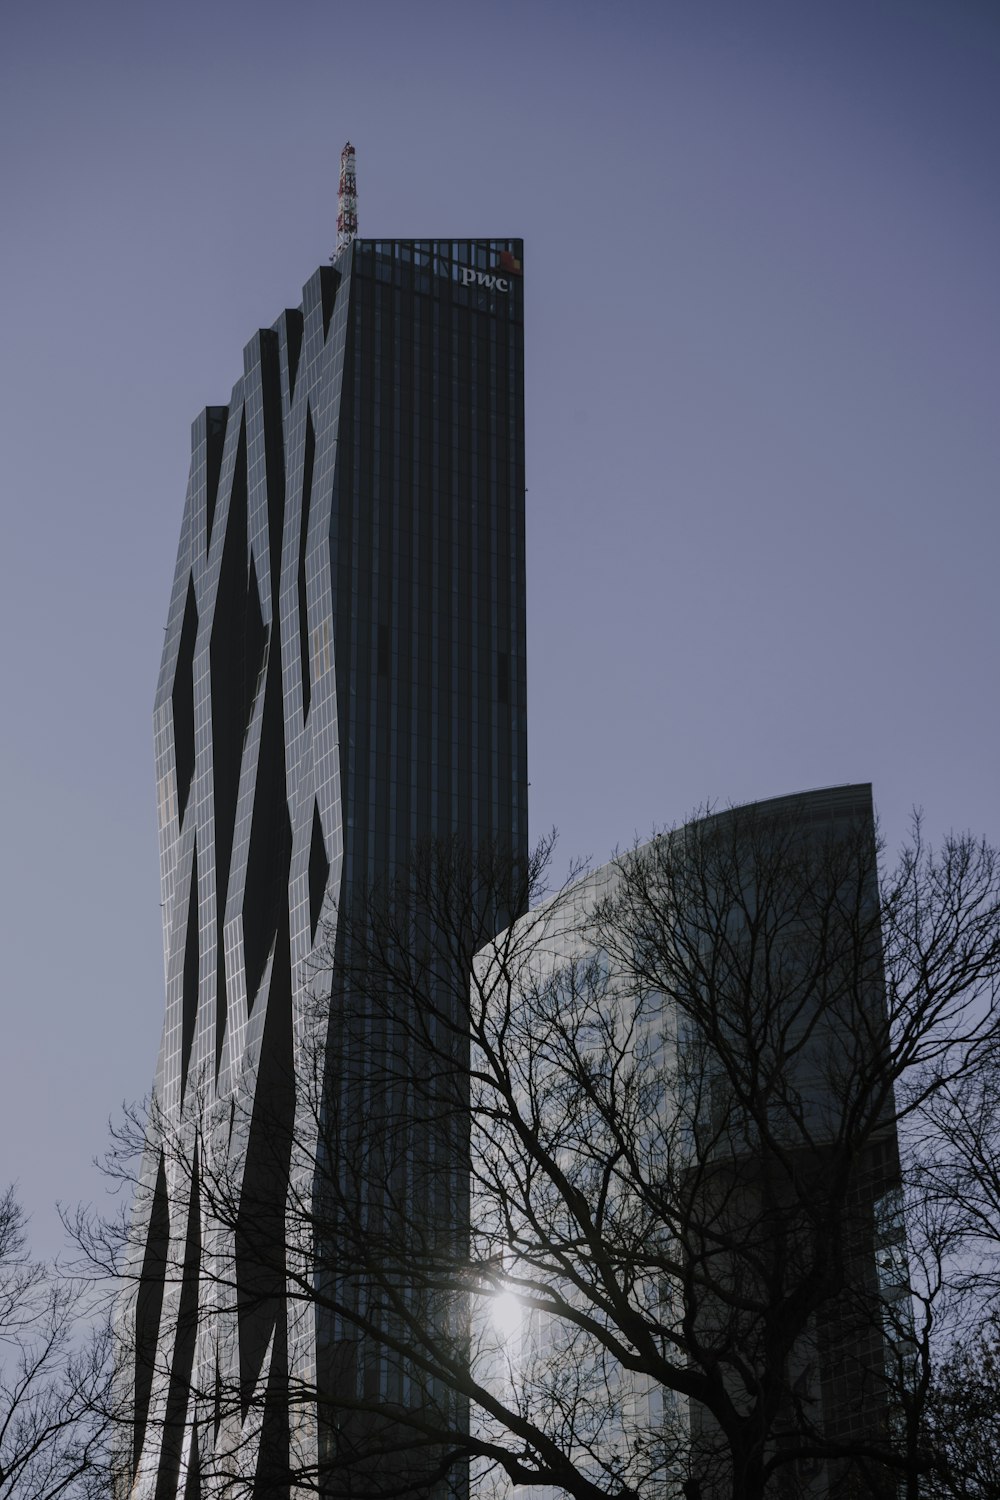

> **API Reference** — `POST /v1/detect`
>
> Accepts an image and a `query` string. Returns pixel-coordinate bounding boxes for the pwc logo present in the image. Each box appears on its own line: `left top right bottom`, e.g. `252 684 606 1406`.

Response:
459 267 511 294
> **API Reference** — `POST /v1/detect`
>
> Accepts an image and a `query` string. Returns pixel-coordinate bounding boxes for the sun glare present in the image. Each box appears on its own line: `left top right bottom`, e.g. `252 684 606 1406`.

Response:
491 1289 522 1338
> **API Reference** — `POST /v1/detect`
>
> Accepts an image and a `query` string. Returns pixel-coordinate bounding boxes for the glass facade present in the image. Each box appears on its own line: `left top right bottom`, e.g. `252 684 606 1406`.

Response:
476 786 902 1500
124 240 528 1496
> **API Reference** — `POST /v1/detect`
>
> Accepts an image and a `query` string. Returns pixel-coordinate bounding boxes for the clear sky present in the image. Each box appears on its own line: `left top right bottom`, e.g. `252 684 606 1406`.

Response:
2 0 998 1259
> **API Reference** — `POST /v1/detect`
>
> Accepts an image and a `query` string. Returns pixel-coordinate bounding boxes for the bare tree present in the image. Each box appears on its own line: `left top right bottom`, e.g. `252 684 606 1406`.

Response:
90 796 1000 1500
887 1027 1000 1500
301 799 1000 1500
910 1034 1000 1309
923 1316 1000 1499
0 1186 113 1500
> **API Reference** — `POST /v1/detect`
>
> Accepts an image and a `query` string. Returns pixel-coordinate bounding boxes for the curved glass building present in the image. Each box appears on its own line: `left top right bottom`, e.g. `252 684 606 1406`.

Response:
471 786 904 1500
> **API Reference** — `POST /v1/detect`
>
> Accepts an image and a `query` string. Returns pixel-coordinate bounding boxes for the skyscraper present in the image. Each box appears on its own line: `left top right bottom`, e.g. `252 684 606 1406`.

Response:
470 785 904 1500
123 237 527 1497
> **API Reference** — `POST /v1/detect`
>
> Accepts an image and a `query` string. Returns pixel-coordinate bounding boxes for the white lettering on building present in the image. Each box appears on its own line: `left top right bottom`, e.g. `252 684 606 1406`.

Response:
459 267 510 293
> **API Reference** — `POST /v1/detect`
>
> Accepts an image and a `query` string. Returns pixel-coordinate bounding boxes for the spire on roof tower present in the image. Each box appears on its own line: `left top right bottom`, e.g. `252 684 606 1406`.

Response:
335 142 358 259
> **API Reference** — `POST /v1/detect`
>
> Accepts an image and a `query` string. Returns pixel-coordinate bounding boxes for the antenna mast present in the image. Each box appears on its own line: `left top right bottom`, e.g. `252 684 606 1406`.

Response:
335 142 358 258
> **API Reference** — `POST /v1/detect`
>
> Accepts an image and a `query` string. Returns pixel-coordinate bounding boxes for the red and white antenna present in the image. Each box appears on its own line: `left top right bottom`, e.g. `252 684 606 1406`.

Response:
335 142 358 258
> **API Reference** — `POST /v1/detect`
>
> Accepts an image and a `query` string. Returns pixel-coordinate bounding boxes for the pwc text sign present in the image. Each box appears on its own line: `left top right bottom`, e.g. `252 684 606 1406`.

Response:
459 267 511 294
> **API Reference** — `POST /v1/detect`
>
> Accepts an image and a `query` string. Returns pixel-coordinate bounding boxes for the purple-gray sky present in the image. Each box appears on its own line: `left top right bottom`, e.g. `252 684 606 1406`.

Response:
2 0 998 1259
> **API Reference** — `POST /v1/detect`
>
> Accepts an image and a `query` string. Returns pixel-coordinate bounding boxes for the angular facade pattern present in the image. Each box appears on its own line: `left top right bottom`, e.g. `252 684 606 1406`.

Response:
124 240 527 1497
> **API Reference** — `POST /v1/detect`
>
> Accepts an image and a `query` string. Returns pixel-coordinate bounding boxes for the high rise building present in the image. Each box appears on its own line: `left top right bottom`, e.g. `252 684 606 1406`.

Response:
471 785 904 1500
122 237 527 1497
